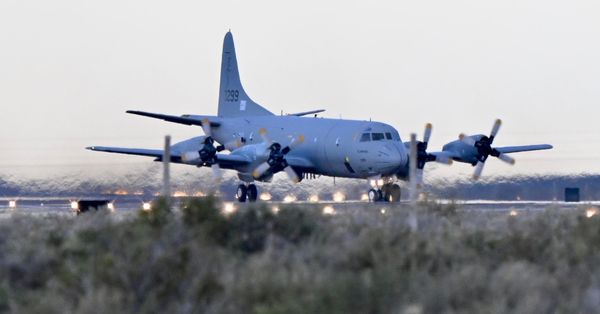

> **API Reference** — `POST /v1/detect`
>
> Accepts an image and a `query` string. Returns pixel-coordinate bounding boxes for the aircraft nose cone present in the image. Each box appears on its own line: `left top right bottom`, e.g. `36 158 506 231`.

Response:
377 144 403 169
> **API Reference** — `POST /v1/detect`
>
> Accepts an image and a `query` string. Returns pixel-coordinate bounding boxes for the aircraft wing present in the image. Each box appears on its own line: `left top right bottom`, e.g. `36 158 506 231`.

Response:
126 110 220 127
86 146 250 170
495 144 553 154
87 146 172 158
430 151 460 163
285 156 317 173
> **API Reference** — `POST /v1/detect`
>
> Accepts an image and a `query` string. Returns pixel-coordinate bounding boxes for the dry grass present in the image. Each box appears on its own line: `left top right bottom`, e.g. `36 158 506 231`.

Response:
0 198 599 313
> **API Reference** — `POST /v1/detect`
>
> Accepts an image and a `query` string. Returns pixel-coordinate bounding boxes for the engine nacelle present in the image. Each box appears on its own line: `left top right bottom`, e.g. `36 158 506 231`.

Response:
171 136 207 164
441 135 483 165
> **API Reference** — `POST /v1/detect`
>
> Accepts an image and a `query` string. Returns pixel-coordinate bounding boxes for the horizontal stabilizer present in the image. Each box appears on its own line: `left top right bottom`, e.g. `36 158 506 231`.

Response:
286 109 326 117
495 144 553 154
126 110 220 127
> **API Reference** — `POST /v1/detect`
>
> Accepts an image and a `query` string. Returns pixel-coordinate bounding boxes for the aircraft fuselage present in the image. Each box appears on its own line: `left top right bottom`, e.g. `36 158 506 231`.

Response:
211 115 408 181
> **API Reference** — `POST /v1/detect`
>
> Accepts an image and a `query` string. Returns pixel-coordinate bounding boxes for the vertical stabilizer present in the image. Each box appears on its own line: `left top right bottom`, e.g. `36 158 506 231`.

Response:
218 32 273 117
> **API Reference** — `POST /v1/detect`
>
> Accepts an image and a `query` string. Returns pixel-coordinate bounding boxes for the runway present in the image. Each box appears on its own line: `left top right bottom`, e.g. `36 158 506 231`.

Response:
0 196 597 218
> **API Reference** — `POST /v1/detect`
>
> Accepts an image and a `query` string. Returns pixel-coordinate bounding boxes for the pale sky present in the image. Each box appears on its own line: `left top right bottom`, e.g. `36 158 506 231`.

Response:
1 0 599 180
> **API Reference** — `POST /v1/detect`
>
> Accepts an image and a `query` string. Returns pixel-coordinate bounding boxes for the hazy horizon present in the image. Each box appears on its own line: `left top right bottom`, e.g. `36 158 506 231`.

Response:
1 0 599 181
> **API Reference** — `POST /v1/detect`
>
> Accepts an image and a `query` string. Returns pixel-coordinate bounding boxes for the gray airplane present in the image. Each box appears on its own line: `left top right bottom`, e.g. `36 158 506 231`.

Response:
87 32 553 202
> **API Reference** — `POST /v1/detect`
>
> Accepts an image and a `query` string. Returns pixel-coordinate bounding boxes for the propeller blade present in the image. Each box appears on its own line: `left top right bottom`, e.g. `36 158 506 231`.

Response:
283 166 300 183
416 168 424 188
282 134 305 154
224 138 243 151
497 153 516 165
258 128 271 145
473 161 485 180
434 155 453 165
423 123 432 144
490 119 502 139
459 133 477 146
252 162 271 179
201 118 212 137
181 151 200 163
211 163 222 180
289 134 305 149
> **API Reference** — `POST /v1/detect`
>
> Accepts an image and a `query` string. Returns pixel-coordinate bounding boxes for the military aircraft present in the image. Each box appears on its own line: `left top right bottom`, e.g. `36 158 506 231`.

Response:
87 32 553 202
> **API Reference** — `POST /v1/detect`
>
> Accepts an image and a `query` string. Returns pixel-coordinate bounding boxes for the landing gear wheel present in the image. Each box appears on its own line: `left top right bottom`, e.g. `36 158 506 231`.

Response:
382 184 392 202
368 189 382 202
389 184 401 202
236 184 247 203
247 184 258 202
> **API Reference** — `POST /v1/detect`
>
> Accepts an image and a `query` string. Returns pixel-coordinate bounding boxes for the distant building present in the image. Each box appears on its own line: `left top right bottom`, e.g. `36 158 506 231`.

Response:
565 188 580 202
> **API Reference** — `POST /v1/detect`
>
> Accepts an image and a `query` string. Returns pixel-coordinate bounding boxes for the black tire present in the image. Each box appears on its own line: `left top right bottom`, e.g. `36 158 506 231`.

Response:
382 183 392 202
389 184 401 202
247 184 258 202
368 189 381 202
236 184 247 202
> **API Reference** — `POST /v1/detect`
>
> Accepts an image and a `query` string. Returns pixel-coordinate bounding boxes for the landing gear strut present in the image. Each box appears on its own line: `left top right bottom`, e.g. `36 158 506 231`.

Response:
369 183 401 202
368 189 383 202
236 183 258 203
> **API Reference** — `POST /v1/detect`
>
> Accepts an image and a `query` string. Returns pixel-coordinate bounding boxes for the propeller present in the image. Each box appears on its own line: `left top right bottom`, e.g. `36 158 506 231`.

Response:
414 123 452 186
459 119 516 180
180 118 225 180
252 128 304 183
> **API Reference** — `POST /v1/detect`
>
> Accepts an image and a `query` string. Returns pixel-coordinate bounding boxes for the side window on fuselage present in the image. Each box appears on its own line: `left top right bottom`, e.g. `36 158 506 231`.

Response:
360 133 371 142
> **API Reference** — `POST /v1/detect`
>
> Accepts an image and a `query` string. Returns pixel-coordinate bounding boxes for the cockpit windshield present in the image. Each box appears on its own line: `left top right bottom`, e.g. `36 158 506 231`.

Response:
359 132 398 142
371 133 385 141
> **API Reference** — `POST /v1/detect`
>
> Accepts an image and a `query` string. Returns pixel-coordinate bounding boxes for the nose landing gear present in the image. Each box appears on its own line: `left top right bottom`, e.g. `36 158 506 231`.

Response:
236 183 258 202
369 183 401 202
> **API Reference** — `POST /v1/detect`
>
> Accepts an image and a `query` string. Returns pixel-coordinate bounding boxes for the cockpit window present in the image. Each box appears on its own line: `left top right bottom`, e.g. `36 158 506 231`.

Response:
385 132 392 140
360 133 371 142
372 133 385 141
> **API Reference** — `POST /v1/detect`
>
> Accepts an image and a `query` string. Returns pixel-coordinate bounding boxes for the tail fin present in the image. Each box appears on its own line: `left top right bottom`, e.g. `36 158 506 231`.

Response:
218 32 273 118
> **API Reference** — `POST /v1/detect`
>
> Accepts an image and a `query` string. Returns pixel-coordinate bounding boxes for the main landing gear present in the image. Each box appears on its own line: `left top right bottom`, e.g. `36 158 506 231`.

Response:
236 183 258 202
368 183 401 202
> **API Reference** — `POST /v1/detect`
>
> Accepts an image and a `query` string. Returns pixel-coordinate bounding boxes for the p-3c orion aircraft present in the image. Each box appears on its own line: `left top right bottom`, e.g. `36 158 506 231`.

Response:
87 32 553 202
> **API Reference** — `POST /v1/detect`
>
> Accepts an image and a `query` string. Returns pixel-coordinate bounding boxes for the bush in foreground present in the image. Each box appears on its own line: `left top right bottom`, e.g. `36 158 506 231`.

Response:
0 200 599 313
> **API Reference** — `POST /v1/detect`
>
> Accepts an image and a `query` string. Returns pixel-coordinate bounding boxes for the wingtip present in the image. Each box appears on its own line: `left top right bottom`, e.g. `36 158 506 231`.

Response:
86 146 95 151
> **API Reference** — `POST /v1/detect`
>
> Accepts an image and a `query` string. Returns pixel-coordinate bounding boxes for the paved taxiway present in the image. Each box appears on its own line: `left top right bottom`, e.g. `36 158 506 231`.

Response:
0 197 597 219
